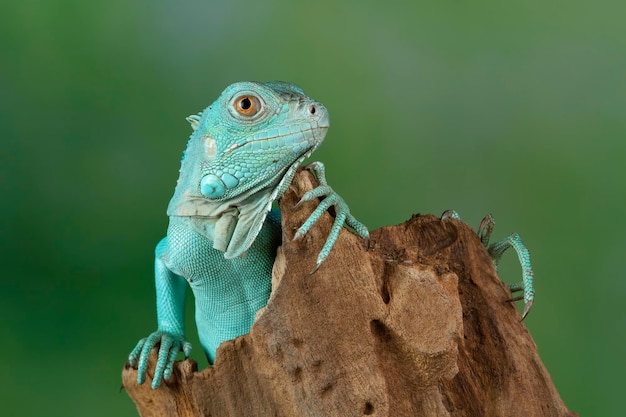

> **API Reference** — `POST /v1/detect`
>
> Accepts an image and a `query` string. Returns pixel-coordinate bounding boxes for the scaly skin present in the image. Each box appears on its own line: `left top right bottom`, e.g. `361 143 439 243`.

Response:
128 81 368 389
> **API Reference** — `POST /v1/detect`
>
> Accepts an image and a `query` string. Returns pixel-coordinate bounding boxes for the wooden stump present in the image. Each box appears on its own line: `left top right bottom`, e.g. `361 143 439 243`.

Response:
122 169 577 417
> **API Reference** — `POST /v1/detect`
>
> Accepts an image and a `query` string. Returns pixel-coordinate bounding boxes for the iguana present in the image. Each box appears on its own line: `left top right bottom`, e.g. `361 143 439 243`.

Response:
128 81 369 389
128 81 535 390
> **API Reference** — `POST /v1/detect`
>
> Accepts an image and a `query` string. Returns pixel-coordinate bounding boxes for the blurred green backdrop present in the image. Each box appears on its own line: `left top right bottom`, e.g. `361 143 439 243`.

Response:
1 1 624 415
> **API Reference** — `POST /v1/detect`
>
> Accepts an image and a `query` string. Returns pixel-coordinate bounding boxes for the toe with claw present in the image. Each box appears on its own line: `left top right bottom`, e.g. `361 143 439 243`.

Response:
293 161 369 273
128 330 192 389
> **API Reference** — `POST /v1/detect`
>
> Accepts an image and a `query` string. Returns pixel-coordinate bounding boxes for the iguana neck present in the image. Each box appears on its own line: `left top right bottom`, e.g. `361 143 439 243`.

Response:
167 136 314 259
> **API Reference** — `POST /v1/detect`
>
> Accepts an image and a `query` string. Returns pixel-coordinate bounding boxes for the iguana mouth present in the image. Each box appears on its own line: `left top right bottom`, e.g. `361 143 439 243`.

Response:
223 123 328 156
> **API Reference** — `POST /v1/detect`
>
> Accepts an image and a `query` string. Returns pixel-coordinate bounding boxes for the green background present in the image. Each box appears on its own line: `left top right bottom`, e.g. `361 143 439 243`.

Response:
1 1 624 415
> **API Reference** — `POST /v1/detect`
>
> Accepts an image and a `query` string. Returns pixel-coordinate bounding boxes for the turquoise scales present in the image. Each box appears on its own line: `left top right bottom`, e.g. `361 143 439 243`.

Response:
128 81 369 389
128 81 535 389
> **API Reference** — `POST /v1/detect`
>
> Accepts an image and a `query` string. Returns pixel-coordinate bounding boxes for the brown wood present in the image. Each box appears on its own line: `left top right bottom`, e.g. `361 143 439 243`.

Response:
122 169 577 417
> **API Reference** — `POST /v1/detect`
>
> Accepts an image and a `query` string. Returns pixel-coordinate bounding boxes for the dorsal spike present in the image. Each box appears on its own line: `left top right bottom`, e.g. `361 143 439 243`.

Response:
186 114 202 131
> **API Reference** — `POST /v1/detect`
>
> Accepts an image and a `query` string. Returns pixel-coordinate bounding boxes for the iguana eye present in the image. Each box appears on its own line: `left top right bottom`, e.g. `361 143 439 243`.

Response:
234 95 261 116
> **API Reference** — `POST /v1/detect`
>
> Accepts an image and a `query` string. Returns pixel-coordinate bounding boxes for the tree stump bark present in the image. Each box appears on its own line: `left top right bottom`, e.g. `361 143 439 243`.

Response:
122 169 577 417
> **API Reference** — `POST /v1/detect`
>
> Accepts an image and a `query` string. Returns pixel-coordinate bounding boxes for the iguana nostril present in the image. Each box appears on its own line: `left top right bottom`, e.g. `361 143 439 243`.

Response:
309 105 316 115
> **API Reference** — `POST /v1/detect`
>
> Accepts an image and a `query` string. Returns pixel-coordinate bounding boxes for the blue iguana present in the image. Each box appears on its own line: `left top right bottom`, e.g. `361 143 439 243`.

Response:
128 81 535 390
128 81 369 389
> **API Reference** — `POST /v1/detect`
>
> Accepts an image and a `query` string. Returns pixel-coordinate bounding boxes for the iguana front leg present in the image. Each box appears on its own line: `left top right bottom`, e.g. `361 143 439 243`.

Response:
128 238 192 389
293 161 370 271
128 81 369 390
442 210 535 319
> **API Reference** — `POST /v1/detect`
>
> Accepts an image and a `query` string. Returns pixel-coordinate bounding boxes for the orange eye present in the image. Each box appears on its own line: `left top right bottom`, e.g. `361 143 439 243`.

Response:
234 95 261 116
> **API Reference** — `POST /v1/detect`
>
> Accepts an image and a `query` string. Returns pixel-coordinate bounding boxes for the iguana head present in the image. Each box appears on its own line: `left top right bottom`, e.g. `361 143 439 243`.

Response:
167 81 329 257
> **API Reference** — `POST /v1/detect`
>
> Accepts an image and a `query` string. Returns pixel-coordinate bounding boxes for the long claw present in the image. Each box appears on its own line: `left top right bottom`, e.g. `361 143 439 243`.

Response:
521 299 533 321
309 262 321 275
440 210 460 220
477 214 495 246
293 228 304 240
294 186 333 209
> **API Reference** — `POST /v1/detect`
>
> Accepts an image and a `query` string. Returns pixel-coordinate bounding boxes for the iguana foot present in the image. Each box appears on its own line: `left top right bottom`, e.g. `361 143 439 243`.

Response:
128 331 192 389
442 210 535 319
293 161 369 272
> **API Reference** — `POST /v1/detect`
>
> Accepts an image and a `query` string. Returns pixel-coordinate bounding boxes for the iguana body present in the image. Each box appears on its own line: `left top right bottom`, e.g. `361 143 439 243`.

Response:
128 80 536 389
129 81 368 388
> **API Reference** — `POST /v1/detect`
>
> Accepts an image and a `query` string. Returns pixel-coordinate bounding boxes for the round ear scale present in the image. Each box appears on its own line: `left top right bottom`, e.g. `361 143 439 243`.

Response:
200 173 240 199
200 174 226 199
